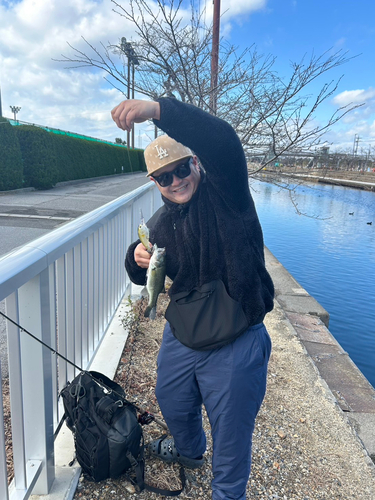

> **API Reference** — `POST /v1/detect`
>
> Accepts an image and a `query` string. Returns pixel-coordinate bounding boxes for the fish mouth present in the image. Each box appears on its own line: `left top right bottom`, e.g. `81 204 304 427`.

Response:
154 247 166 257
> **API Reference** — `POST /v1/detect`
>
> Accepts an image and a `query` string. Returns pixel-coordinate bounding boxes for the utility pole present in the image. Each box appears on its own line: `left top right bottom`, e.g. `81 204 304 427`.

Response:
210 0 221 115
0 86 2 117
131 59 137 149
352 134 359 156
121 38 139 149
127 46 131 149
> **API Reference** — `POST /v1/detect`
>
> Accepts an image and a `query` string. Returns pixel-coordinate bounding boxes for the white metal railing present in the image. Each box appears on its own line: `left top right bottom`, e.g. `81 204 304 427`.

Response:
0 182 162 499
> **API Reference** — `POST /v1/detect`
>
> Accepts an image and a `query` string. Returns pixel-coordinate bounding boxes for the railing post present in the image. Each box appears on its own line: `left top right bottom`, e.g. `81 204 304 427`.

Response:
17 270 55 494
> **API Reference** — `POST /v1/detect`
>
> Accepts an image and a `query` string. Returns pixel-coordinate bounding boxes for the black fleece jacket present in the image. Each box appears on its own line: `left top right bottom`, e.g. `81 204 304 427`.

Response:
125 98 274 327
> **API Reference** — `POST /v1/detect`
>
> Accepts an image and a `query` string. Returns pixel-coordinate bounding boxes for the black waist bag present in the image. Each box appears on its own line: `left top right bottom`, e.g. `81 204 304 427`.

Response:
165 279 249 350
60 371 142 482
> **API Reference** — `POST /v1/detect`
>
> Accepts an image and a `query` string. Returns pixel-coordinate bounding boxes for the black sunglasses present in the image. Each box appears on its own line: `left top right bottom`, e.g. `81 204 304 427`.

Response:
152 158 193 187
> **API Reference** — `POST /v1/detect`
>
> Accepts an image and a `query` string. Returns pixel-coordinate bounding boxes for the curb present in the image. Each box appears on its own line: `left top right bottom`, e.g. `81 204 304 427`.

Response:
265 247 375 462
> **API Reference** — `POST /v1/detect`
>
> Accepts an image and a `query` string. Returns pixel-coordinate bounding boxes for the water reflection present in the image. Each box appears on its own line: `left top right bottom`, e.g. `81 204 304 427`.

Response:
251 179 375 388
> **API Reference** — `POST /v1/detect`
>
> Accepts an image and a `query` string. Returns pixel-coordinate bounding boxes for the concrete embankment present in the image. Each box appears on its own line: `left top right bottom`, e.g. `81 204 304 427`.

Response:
257 168 375 191
265 247 375 463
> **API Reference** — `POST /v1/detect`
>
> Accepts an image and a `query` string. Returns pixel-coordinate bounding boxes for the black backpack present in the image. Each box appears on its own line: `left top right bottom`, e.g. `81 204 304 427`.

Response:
60 370 185 495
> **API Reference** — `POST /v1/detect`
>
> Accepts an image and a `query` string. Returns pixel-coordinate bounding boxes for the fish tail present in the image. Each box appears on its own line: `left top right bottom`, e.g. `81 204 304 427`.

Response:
144 306 156 320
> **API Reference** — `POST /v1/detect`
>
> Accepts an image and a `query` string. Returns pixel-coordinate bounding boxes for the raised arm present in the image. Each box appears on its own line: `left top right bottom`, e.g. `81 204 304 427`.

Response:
111 100 160 132
153 98 251 211
112 98 252 211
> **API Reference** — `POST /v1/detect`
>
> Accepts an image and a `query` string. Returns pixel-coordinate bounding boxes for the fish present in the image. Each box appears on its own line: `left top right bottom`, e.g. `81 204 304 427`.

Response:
144 244 167 320
137 210 153 254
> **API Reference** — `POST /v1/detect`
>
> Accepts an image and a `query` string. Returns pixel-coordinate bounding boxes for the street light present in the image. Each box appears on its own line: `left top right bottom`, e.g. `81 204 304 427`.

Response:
10 105 21 121
121 38 139 149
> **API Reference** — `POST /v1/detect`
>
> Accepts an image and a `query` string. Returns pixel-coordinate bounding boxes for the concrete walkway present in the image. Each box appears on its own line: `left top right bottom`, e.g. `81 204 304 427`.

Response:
292 173 375 190
266 247 375 463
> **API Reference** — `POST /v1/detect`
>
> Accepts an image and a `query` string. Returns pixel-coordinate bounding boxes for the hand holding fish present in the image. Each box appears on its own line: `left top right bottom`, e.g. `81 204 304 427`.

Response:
134 212 166 318
134 243 152 269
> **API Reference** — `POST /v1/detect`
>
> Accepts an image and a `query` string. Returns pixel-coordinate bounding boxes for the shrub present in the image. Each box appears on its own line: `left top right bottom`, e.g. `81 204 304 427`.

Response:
0 118 23 191
15 126 59 189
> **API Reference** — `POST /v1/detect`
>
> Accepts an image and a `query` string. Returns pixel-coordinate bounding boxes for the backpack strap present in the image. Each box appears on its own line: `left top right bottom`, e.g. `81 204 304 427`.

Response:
144 465 186 496
127 440 186 496
96 396 123 424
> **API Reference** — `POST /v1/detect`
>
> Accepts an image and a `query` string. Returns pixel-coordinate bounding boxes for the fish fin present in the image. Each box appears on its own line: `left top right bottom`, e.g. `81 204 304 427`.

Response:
144 306 156 320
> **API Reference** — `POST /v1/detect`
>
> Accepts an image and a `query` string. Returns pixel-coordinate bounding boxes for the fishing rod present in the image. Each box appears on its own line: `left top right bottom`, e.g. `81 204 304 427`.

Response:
0 310 168 432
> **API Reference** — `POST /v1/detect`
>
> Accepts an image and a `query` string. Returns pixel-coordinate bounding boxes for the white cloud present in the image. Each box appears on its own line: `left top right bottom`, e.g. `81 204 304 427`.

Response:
333 88 375 107
320 87 375 151
0 0 138 141
2 0 372 154
332 37 346 51
221 0 267 19
203 0 267 35
0 0 269 142
327 87 375 144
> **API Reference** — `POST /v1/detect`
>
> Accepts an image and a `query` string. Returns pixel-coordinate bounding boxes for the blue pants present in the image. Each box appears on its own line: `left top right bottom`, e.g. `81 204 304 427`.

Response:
155 322 271 500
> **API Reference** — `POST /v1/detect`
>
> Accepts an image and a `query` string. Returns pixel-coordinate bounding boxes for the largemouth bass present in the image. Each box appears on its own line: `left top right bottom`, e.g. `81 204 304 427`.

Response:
144 244 166 320
138 211 153 254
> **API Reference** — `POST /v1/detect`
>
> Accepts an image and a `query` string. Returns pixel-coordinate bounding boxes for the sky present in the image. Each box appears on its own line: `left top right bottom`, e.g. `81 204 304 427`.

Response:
0 0 374 154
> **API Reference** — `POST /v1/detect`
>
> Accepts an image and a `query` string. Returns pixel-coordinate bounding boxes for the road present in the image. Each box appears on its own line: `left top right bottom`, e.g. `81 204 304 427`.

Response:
0 173 150 377
0 173 149 257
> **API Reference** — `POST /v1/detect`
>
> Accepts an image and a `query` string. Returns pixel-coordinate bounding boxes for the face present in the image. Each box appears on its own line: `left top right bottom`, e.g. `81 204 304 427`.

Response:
151 156 201 204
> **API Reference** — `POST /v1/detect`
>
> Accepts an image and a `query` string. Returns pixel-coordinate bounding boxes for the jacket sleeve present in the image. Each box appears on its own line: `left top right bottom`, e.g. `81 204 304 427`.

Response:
153 98 252 211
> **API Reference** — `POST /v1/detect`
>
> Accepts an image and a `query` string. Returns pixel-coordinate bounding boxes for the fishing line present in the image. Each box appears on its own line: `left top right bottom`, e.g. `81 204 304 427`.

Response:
0 310 82 372
125 128 134 173
0 310 168 432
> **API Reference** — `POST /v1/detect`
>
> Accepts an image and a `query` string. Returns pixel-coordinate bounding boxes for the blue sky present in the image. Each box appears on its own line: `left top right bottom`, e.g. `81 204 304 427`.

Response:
0 0 374 153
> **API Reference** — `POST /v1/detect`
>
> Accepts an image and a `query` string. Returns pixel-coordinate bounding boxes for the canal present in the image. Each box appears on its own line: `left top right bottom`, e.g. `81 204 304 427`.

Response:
251 177 375 388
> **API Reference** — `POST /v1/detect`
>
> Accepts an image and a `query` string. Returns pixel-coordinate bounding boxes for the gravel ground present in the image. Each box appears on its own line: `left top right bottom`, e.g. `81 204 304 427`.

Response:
72 291 375 500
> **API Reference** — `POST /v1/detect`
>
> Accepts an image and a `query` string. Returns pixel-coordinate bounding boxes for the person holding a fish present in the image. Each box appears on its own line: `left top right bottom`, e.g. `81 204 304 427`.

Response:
111 97 274 500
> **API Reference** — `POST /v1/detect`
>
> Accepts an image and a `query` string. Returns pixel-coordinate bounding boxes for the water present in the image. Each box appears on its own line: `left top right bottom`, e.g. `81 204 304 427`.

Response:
250 178 375 388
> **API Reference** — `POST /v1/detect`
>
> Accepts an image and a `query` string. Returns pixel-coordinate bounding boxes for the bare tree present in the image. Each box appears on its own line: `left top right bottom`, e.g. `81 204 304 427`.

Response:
56 0 361 174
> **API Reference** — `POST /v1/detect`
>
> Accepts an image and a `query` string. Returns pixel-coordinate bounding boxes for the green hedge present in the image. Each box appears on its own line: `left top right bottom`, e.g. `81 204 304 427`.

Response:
0 118 23 190
15 126 59 189
48 133 146 182
7 125 147 190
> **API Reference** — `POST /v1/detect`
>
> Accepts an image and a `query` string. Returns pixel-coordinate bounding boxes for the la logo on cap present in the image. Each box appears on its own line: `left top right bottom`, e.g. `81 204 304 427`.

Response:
155 145 169 160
